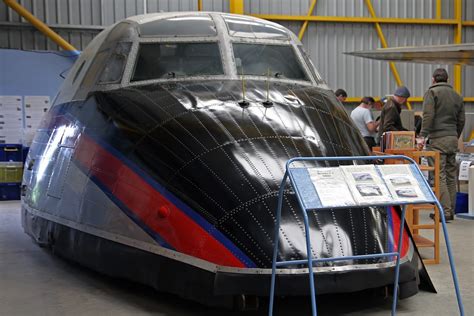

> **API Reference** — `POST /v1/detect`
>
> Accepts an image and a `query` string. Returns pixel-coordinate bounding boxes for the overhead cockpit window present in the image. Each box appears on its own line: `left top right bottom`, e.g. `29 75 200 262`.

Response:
139 15 217 37
223 15 288 39
131 43 224 81
233 44 308 81
98 42 132 84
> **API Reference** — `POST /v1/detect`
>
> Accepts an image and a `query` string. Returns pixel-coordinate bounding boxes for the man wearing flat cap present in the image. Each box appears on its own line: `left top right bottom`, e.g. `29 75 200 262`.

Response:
420 68 465 222
377 86 411 141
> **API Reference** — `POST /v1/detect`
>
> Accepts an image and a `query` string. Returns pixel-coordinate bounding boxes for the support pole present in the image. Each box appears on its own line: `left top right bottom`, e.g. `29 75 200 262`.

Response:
453 0 462 94
364 0 411 109
298 0 318 41
436 200 465 315
3 0 79 55
391 205 407 315
268 172 288 316
229 0 244 15
436 0 442 19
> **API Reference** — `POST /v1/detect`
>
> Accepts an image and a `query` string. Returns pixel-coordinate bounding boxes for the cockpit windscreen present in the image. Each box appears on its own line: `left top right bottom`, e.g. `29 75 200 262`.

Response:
233 44 309 81
131 42 224 81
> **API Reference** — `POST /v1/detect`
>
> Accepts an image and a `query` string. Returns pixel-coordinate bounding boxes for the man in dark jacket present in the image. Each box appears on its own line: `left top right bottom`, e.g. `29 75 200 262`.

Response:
377 86 410 141
335 88 348 102
420 68 465 221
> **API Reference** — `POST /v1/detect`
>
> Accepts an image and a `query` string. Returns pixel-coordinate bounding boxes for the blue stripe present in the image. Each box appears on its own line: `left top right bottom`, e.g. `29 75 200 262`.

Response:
89 135 257 268
74 160 174 250
42 102 256 267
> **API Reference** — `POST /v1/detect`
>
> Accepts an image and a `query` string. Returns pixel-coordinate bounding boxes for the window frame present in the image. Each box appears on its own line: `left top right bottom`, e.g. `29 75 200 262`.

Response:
95 42 133 85
127 39 228 85
72 60 86 85
229 40 313 84
119 13 323 88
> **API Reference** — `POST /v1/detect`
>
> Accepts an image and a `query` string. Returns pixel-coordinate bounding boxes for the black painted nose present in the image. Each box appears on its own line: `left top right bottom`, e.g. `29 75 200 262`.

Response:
95 80 378 268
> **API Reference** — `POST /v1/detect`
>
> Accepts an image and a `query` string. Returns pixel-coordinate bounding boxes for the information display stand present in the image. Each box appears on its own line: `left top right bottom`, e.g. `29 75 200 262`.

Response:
268 155 464 316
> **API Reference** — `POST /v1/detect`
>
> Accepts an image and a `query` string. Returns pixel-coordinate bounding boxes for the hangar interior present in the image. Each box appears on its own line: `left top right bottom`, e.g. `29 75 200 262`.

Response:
0 0 473 315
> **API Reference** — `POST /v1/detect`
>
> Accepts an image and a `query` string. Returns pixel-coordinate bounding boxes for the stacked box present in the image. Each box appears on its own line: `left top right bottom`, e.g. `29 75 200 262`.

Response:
0 143 24 200
0 162 23 183
0 144 23 161
0 183 21 201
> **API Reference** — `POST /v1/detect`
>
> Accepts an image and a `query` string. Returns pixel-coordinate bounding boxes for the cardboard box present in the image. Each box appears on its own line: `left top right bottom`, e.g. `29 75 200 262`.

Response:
465 145 474 154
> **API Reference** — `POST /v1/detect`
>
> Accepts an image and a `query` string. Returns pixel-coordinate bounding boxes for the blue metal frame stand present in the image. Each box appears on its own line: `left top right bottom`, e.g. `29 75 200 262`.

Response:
268 155 464 316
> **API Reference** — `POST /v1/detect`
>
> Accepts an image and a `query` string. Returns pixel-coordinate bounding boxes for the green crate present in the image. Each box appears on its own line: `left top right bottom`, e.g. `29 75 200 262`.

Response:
0 162 23 183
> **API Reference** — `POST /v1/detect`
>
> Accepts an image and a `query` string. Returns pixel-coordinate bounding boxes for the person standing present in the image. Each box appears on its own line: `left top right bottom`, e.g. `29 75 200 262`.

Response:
377 86 411 141
335 89 347 102
351 97 378 149
420 68 465 221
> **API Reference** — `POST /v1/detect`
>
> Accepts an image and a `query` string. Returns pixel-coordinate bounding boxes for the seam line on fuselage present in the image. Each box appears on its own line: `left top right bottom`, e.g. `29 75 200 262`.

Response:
22 205 410 275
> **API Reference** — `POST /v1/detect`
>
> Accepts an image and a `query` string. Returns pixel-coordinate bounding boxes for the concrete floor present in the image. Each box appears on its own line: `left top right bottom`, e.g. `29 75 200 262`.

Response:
0 200 472 315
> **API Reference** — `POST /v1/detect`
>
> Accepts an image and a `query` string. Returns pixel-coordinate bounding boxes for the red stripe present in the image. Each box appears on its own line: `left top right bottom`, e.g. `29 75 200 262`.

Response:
391 207 409 257
74 135 246 268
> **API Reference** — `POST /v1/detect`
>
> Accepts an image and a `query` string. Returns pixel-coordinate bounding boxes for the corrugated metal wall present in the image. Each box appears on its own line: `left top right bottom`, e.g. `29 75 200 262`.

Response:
245 0 468 98
245 0 456 19
464 0 474 109
0 0 473 99
0 0 229 51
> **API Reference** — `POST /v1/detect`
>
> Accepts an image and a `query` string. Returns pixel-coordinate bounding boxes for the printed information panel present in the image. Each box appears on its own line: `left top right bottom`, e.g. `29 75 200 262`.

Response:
292 164 435 210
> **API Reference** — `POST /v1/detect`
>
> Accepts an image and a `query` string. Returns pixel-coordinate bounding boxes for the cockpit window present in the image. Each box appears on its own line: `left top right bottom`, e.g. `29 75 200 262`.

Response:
131 43 224 81
139 15 217 37
223 15 289 39
233 44 308 81
98 42 132 84
297 46 325 84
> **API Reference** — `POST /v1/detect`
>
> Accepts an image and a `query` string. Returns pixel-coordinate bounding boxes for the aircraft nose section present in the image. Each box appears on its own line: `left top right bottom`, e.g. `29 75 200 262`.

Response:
94 80 378 268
